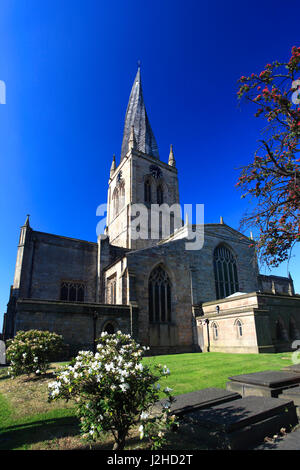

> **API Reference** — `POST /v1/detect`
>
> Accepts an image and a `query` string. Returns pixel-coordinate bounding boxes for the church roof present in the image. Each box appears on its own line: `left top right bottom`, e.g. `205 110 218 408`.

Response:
120 67 159 161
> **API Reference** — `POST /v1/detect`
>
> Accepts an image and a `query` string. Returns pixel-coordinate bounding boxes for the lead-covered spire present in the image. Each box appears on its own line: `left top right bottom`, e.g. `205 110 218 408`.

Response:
120 67 159 160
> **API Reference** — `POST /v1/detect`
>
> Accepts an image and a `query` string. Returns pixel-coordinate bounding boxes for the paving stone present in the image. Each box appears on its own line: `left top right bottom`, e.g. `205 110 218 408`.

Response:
182 396 298 450
155 388 241 416
226 370 300 397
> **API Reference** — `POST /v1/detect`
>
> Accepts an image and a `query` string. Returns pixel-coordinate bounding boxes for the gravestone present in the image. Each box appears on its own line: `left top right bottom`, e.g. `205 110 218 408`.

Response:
183 396 298 450
226 370 300 397
155 388 241 417
0 340 5 365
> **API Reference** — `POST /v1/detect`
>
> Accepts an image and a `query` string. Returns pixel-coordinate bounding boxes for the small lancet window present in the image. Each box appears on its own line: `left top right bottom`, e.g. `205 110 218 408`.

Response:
212 322 219 340
157 185 163 204
236 319 243 337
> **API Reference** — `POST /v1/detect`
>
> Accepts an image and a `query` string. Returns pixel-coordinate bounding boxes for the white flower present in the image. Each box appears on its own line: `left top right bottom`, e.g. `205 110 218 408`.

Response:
139 424 144 440
119 383 129 392
140 411 149 420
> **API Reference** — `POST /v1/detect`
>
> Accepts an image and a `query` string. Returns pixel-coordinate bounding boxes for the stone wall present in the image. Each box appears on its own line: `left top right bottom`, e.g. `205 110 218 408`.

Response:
198 292 300 354
27 232 98 303
163 223 259 304
14 299 134 357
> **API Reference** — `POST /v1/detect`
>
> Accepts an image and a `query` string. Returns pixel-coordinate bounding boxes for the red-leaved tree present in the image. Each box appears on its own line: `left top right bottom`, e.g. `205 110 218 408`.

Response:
237 46 300 267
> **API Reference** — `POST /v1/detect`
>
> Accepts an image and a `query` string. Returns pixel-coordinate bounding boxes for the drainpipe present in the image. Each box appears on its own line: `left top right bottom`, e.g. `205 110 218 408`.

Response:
93 311 98 354
205 318 210 352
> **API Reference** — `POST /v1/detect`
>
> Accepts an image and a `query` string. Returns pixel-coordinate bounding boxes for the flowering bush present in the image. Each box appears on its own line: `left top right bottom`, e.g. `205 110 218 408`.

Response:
48 331 177 450
6 330 64 377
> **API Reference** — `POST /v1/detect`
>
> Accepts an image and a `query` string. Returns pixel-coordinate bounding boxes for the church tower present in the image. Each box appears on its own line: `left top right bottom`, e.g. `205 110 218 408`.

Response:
106 67 180 250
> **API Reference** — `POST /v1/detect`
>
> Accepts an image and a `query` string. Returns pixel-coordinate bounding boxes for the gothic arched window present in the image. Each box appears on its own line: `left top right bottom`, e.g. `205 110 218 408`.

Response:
157 185 163 204
104 323 115 335
148 265 171 323
112 187 119 218
213 245 239 299
144 180 151 203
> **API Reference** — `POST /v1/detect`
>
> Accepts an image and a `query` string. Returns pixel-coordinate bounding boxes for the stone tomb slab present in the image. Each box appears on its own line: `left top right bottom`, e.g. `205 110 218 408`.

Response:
154 388 241 416
184 396 298 450
226 370 300 397
283 364 300 374
281 385 300 416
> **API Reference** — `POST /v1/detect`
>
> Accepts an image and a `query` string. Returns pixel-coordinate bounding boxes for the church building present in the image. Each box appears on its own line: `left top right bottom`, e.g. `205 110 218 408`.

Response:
3 67 300 355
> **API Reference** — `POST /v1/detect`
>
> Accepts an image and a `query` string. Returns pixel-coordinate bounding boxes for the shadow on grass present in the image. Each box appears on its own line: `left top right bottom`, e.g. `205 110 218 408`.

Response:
0 415 80 450
23 372 56 382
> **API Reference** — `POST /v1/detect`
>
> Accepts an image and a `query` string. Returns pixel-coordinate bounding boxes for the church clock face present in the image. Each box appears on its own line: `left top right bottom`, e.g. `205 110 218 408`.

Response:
149 164 162 179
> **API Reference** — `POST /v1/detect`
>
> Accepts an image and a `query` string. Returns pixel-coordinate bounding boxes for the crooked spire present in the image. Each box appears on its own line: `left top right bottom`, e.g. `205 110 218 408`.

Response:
121 66 159 161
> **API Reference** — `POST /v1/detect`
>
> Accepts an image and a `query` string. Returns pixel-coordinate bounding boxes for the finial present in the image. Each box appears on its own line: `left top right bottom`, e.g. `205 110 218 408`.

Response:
168 144 176 167
220 216 224 224
24 214 30 227
110 154 116 177
250 231 253 240
137 59 141 69
185 212 189 225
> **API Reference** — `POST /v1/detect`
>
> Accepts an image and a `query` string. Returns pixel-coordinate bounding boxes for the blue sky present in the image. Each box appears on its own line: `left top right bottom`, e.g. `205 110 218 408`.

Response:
0 0 300 328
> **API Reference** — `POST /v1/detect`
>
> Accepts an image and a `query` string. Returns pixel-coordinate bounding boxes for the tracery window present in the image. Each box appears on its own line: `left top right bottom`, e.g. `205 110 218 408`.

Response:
60 281 85 302
213 245 239 299
144 179 151 203
148 265 171 323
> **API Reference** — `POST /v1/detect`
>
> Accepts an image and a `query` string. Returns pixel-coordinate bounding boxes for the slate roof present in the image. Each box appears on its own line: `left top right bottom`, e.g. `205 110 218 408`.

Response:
120 67 159 160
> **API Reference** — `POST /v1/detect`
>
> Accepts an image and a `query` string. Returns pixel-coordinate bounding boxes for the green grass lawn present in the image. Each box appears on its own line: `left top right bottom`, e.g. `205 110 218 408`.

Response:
0 351 295 450
143 351 294 395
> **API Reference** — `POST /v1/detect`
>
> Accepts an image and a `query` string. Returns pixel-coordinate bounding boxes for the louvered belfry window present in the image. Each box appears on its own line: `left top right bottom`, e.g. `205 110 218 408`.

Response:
213 245 239 299
60 281 85 302
148 266 171 323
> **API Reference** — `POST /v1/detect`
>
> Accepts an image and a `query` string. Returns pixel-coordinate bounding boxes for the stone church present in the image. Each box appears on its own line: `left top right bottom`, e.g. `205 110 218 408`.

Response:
3 67 300 355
